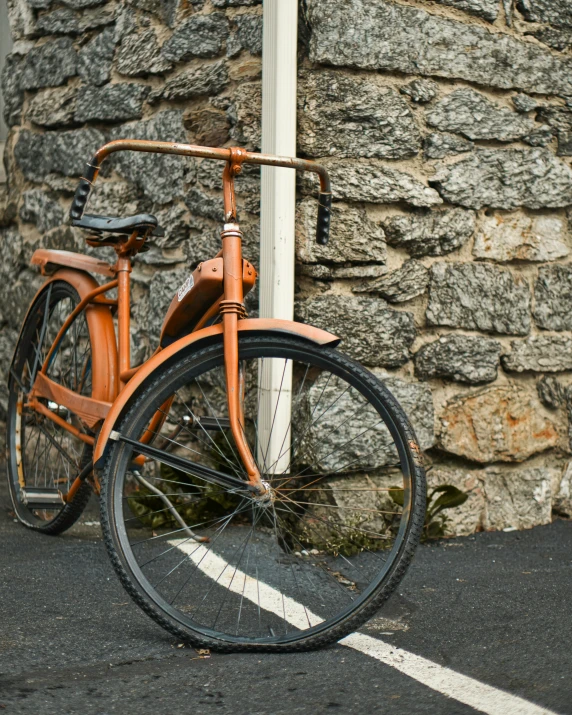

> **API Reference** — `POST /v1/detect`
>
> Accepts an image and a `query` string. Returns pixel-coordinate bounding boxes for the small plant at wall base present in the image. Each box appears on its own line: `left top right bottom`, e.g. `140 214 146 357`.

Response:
390 485 469 539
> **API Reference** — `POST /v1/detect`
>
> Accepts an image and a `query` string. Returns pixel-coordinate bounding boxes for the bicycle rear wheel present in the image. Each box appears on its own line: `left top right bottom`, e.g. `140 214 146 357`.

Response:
101 334 426 651
6 280 94 534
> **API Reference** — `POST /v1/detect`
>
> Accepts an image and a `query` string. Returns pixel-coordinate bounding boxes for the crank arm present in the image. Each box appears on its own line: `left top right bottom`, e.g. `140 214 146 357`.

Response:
109 431 259 494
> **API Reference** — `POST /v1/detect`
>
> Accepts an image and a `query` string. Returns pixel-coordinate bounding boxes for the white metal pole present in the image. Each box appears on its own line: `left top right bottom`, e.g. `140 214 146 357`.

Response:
258 0 298 474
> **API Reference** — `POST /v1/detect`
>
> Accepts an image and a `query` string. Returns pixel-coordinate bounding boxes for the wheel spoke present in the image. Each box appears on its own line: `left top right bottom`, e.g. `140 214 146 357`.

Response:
103 340 422 647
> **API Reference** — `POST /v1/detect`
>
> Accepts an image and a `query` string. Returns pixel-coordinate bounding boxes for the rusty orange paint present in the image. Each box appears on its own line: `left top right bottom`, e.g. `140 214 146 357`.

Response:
26 139 335 490
84 140 331 196
31 372 111 427
160 257 256 342
116 256 132 389
30 267 119 405
93 318 340 466
31 249 116 278
41 278 118 375
28 399 95 447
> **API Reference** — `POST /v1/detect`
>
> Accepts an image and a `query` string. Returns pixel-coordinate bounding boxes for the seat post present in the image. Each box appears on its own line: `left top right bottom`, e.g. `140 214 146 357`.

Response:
116 255 132 389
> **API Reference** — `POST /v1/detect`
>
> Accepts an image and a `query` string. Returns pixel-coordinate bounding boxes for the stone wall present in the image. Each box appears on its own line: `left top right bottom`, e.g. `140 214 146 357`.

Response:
2 0 572 534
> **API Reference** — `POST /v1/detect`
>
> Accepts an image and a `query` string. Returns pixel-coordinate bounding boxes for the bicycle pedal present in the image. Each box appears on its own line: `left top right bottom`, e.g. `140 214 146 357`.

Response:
20 487 65 508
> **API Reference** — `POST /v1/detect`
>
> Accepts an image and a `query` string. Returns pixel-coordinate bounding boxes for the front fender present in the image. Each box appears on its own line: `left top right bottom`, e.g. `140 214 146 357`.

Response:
93 318 339 467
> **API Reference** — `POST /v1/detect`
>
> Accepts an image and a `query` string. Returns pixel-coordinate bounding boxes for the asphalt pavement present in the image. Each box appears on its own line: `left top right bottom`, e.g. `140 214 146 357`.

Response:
1 475 571 715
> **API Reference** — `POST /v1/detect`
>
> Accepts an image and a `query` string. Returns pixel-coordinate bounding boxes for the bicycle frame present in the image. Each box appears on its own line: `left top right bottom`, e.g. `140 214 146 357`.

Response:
21 140 338 504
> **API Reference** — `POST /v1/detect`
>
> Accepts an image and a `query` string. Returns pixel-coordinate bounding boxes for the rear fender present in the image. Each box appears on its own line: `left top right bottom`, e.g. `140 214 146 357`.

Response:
11 268 118 404
93 318 340 467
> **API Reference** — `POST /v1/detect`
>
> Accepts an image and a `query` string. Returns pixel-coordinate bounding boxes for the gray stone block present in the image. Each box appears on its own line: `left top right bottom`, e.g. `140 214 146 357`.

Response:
0 186 17 228
537 375 565 410
399 79 438 104
376 375 435 452
6 0 36 40
503 335 572 373
19 38 77 91
124 0 180 27
414 334 501 384
383 208 475 257
0 227 23 285
512 94 541 113
184 187 224 222
523 126 554 148
225 81 261 148
15 128 106 180
32 7 77 35
26 85 78 128
553 461 572 518
185 105 230 147
303 158 441 208
87 180 138 217
426 88 536 142
227 13 263 57
0 325 20 417
212 0 261 5
195 159 261 204
306 0 572 96
295 294 416 367
34 5 113 35
296 197 386 265
161 13 229 63
537 107 572 132
295 371 433 472
353 259 428 303
1 54 24 127
145 202 194 248
482 466 554 530
473 213 569 262
78 25 116 86
75 83 149 123
299 264 387 281
0 265 44 331
133 267 188 350
557 131 572 156
423 132 473 160
183 222 224 266
116 27 172 76
536 106 572 155
432 0 499 22
533 265 572 331
62 0 109 7
19 190 64 233
431 149 572 209
109 111 194 204
152 61 229 102
426 262 531 335
531 26 572 52
517 0 572 28
298 70 421 159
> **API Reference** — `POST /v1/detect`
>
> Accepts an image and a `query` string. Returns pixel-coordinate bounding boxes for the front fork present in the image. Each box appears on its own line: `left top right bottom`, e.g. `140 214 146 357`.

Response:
220 222 265 494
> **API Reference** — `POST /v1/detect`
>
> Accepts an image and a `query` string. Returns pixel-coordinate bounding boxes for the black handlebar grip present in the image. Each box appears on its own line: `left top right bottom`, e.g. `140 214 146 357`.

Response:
69 177 92 222
316 192 332 245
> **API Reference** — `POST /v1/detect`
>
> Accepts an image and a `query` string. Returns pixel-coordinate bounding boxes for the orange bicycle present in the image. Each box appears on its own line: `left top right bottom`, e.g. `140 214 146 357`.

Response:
6 140 426 651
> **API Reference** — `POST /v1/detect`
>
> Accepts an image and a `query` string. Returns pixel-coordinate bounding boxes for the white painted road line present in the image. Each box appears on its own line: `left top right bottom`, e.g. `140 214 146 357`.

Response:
171 540 560 715
341 633 557 715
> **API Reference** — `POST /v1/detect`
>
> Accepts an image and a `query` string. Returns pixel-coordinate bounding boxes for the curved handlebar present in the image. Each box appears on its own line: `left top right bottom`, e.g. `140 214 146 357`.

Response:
69 140 332 246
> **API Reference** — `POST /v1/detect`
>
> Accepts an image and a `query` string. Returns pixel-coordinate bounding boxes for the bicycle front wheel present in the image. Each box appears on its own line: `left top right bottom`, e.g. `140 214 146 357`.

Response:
101 334 426 651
